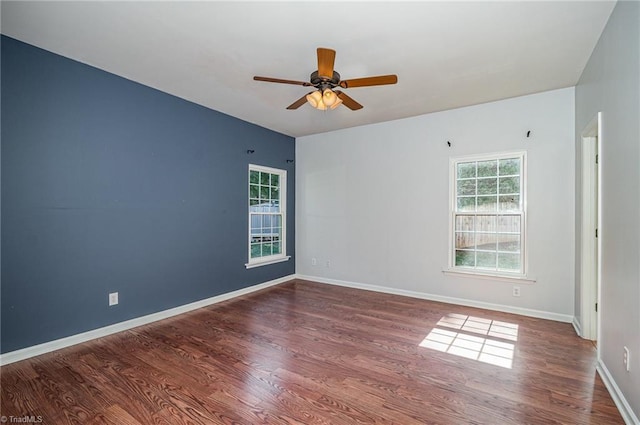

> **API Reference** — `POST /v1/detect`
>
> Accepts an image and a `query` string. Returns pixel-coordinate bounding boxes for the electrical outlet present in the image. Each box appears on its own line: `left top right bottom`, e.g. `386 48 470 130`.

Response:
623 346 630 372
311 258 317 266
109 292 119 306
512 286 521 297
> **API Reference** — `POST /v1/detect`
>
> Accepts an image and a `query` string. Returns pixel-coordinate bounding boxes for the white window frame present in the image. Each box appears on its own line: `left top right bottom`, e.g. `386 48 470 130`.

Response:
245 164 290 269
446 151 531 282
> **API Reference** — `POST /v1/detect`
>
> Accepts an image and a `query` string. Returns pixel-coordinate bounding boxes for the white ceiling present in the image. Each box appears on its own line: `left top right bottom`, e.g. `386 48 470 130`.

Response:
1 1 615 138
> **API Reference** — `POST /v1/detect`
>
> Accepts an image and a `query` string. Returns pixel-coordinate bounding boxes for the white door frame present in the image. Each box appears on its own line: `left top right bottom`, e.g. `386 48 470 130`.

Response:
579 112 602 342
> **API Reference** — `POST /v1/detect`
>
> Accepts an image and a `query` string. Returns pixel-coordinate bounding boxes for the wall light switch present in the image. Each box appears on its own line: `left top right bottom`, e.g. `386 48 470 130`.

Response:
109 292 119 306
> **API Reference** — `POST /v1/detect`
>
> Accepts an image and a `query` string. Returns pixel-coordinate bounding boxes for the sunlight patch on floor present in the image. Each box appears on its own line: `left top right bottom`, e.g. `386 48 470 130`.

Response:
419 314 519 369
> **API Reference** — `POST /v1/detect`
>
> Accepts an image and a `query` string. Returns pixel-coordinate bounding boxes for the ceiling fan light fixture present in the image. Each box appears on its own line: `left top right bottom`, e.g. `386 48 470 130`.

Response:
329 96 343 110
306 90 323 108
322 89 337 107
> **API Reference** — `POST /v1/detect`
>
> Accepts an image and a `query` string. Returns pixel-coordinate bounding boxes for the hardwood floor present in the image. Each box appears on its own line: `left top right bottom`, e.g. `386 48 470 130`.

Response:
1 279 623 424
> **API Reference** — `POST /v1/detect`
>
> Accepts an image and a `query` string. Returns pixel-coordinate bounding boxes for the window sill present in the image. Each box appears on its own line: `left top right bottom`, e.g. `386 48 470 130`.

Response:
442 268 536 284
245 255 291 269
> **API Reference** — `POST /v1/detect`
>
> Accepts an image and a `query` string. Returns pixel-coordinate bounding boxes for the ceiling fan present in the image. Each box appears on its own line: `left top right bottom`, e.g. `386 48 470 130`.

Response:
253 47 398 111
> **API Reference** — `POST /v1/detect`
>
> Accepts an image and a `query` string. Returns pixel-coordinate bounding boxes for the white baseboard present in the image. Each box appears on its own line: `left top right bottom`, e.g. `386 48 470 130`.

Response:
597 360 640 424
572 316 583 337
297 274 574 323
0 274 295 366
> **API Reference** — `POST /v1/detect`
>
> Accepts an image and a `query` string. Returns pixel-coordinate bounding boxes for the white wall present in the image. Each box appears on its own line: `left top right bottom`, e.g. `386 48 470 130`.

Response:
575 1 639 422
297 87 575 320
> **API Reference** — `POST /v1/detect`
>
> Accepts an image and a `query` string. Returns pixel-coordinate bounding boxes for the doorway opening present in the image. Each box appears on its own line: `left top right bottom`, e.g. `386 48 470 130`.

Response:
579 112 601 346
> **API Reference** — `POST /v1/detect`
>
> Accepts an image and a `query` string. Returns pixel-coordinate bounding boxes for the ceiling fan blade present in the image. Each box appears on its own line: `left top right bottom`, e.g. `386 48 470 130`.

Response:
286 93 311 110
317 48 336 78
254 76 312 86
339 74 398 89
335 91 363 110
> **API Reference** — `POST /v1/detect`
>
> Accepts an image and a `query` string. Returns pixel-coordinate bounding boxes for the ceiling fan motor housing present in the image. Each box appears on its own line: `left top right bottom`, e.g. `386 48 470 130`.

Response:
310 70 341 88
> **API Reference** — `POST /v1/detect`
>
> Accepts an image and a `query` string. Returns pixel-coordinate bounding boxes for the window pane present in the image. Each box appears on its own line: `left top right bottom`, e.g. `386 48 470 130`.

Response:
476 215 497 232
499 158 520 176
261 215 272 229
271 174 279 186
477 160 497 177
475 233 498 251
249 199 260 206
477 196 497 212
455 250 475 267
250 244 261 258
250 170 260 184
260 186 270 200
457 197 475 212
497 215 520 233
476 251 497 268
477 178 497 195
260 172 270 185
270 187 279 201
457 162 476 179
272 241 281 255
498 253 520 271
250 214 260 233
499 177 519 194
262 243 272 256
498 235 520 252
455 215 475 231
457 179 476 196
250 184 259 199
455 232 475 249
499 195 520 212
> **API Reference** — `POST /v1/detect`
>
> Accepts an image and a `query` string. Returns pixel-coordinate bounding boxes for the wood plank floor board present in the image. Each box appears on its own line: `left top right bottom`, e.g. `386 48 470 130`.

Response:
0 280 624 424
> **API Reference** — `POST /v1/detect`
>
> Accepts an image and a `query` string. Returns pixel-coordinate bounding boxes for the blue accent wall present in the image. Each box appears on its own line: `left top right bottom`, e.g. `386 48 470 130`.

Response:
0 36 295 353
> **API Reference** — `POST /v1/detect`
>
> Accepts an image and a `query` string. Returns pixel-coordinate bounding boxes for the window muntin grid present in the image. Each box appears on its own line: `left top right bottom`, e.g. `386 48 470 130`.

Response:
452 155 524 274
248 166 286 264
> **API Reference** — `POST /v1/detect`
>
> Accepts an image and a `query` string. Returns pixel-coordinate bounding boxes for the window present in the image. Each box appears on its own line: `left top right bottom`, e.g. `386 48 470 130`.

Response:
246 165 289 268
449 152 526 277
